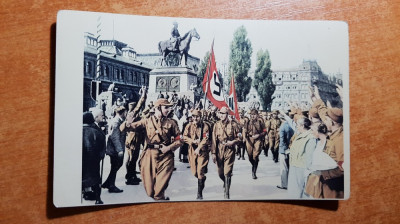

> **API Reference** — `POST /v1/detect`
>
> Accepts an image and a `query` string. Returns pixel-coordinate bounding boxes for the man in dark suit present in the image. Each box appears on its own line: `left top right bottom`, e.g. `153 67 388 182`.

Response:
101 106 127 193
82 112 106 204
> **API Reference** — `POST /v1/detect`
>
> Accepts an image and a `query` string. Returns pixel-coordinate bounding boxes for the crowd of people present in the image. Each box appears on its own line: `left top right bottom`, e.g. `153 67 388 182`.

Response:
81 84 345 204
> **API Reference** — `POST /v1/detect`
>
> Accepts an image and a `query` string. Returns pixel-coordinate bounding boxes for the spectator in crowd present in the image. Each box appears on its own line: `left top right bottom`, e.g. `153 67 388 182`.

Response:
277 111 294 190
102 106 127 193
287 117 317 198
82 112 106 204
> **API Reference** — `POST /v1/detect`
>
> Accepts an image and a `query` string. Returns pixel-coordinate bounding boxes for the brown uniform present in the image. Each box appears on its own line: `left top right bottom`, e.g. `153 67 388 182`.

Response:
211 119 241 180
320 127 344 198
122 116 183 200
263 118 270 155
183 122 210 179
244 118 266 162
238 116 249 159
310 99 344 198
121 95 146 182
266 118 282 161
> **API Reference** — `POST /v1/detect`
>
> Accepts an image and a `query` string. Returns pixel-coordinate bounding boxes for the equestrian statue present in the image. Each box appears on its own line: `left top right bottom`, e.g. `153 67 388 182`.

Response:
158 22 200 67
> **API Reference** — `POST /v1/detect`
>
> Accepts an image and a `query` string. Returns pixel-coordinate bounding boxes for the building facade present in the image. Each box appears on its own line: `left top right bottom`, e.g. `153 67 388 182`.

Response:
83 32 153 111
83 32 201 112
271 60 342 111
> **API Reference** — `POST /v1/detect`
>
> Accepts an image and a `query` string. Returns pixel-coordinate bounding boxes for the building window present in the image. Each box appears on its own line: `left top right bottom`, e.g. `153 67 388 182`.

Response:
103 65 109 78
133 72 137 84
121 70 125 82
129 71 133 83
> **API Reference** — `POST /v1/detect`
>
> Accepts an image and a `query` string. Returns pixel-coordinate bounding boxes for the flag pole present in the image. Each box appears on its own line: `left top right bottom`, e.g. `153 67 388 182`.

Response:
200 41 213 140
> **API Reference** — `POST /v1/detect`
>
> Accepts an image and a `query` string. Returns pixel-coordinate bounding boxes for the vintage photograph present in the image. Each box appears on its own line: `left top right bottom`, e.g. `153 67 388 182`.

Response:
54 10 350 207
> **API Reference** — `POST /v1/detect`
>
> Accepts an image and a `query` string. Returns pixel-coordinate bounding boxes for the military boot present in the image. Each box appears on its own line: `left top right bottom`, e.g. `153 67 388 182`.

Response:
224 175 231 199
197 177 206 200
197 179 203 200
241 148 245 160
253 160 258 179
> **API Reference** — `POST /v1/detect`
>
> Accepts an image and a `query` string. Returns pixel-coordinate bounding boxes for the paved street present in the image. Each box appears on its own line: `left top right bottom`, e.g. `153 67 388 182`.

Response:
83 150 290 206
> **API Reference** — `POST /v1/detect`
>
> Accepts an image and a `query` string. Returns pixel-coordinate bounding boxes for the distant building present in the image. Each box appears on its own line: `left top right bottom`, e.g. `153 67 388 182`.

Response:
83 32 201 112
271 60 342 111
83 32 153 111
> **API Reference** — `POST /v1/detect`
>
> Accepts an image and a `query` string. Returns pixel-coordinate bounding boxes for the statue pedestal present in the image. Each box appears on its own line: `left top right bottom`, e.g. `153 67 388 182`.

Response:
147 66 199 104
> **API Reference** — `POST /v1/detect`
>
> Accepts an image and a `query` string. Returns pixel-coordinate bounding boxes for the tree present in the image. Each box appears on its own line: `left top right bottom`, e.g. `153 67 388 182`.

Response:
197 51 223 94
228 26 253 102
253 49 275 111
197 51 210 94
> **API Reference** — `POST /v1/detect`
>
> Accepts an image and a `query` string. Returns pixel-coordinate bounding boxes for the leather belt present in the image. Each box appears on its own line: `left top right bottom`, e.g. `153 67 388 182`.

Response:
147 144 161 149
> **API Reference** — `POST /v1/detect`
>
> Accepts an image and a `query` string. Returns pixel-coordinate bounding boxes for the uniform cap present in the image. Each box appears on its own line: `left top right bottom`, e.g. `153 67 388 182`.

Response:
309 108 320 119
219 106 230 114
154 98 173 107
250 109 258 115
191 109 202 117
327 107 343 123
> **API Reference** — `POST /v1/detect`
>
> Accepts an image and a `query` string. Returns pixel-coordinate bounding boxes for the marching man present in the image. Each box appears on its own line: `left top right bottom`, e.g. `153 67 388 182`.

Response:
183 109 211 200
122 98 183 201
211 106 241 199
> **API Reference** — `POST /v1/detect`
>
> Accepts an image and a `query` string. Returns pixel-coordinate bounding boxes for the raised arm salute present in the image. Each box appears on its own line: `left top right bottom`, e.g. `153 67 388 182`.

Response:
122 98 183 201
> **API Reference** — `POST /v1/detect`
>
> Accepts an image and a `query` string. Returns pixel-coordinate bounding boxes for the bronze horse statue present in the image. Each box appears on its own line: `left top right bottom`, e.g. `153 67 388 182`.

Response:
158 28 200 66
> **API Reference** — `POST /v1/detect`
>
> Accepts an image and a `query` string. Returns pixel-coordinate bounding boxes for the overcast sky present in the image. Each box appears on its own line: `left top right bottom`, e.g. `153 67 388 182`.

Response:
85 12 348 77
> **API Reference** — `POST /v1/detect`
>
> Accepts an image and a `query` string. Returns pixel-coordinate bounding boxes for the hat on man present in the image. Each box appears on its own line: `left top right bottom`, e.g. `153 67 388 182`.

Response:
83 112 95 124
191 109 202 117
327 107 343 124
271 110 278 115
219 106 230 114
115 106 126 114
261 111 267 116
309 108 320 119
250 109 258 115
154 98 173 107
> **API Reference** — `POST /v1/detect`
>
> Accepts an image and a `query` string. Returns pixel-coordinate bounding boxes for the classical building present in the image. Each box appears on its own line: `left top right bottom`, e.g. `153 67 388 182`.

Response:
271 60 342 111
83 32 201 112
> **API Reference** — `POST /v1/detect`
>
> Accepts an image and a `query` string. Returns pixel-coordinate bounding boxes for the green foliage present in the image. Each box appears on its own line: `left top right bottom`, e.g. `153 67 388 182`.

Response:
228 26 253 102
197 51 210 93
253 49 275 111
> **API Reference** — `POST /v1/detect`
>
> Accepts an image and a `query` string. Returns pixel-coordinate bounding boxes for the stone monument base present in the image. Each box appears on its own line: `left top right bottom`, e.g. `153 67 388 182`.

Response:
147 66 199 105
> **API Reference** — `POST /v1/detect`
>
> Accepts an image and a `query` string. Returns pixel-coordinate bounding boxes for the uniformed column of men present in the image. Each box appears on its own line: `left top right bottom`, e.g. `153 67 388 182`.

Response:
82 84 345 204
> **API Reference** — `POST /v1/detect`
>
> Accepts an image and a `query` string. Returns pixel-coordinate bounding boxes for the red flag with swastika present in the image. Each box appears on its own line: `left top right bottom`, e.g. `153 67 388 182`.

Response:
202 41 229 110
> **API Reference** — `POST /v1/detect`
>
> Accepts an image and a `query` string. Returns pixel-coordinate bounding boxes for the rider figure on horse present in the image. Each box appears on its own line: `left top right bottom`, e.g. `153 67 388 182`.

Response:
171 21 181 51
